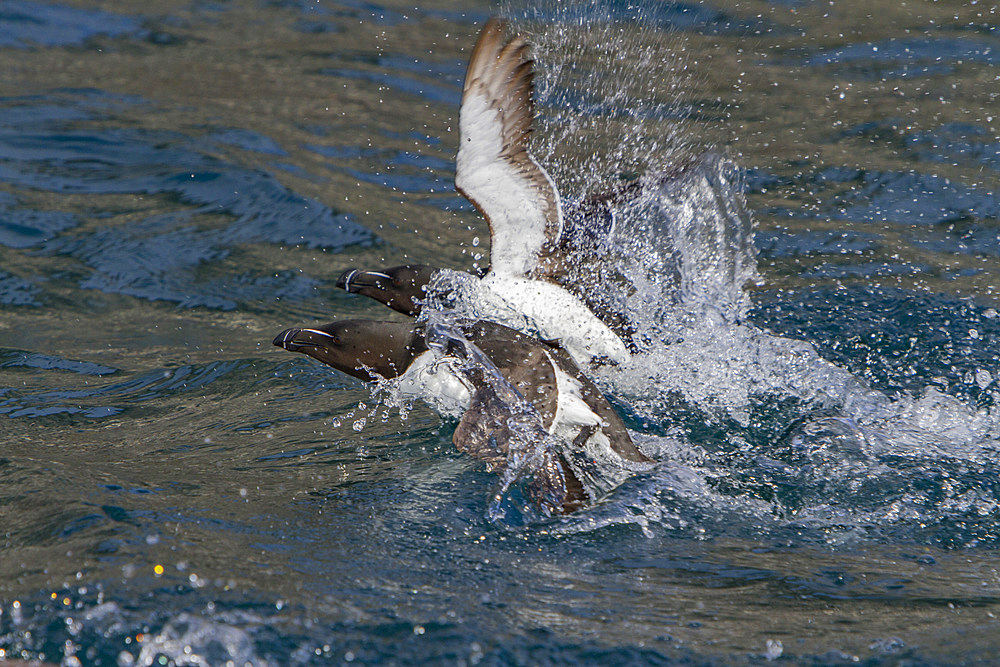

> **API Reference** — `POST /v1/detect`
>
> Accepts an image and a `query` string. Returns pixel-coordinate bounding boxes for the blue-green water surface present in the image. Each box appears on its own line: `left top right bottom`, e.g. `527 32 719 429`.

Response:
1 0 999 664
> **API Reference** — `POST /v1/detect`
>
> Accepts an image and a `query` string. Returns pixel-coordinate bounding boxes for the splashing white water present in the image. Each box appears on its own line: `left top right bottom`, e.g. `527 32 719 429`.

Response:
378 3 1000 540
134 612 267 667
511 0 698 201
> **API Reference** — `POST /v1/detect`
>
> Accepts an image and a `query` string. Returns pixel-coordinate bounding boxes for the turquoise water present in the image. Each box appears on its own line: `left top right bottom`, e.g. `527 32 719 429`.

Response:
1 0 999 664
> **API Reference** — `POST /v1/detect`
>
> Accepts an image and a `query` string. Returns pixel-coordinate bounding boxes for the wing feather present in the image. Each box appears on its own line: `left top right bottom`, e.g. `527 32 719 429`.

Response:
455 18 562 278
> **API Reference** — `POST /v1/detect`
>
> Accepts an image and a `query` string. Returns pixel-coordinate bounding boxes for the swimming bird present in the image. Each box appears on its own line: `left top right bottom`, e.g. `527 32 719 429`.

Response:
273 317 653 512
337 18 661 367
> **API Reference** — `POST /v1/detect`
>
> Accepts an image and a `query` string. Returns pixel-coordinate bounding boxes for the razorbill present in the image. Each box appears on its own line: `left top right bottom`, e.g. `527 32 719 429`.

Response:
336 18 657 368
273 317 653 512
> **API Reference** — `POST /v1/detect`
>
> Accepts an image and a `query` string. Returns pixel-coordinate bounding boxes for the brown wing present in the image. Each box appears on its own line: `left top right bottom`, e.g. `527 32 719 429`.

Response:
455 18 563 277
546 344 652 464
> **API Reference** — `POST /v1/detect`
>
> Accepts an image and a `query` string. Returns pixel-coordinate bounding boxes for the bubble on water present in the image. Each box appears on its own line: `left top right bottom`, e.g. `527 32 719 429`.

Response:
870 637 906 655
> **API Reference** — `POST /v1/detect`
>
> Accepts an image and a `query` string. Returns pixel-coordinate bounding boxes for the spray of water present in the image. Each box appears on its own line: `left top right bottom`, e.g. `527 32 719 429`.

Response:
367 2 1000 542
513 1 698 202
422 316 573 518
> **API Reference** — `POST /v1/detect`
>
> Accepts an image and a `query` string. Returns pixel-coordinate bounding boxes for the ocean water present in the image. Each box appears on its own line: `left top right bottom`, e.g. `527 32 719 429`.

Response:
2 0 999 664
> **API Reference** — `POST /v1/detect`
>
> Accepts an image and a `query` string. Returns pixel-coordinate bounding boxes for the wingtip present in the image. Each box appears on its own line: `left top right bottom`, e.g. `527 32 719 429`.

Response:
462 19 536 161
464 17 517 93
481 16 508 33
479 16 510 46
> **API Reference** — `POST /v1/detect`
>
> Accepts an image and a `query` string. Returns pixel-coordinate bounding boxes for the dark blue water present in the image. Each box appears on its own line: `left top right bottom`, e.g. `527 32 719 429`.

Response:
2 0 1000 664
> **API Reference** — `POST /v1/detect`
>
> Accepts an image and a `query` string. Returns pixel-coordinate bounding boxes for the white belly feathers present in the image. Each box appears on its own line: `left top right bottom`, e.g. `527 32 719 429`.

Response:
427 270 629 368
479 274 630 366
394 351 473 419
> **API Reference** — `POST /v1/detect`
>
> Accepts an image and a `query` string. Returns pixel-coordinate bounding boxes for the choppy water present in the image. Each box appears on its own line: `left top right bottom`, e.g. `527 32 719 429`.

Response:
2 0 999 664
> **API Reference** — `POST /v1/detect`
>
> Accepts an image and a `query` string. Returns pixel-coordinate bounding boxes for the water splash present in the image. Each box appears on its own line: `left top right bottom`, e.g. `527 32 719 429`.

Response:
134 612 267 667
492 9 1000 541
359 4 1000 542
510 0 698 203
567 149 1000 544
366 313 575 518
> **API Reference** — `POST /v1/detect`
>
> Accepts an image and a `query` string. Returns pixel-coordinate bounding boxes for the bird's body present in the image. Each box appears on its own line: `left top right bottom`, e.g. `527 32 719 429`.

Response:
273 19 662 513
273 318 651 511
438 270 631 365
335 18 644 368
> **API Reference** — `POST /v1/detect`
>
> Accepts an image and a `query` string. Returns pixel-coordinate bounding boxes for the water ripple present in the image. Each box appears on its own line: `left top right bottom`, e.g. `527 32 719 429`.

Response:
806 36 1000 76
0 0 142 48
0 93 374 308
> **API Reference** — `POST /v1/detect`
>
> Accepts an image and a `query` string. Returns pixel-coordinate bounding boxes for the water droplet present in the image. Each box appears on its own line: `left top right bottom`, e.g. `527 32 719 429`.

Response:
975 370 993 389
